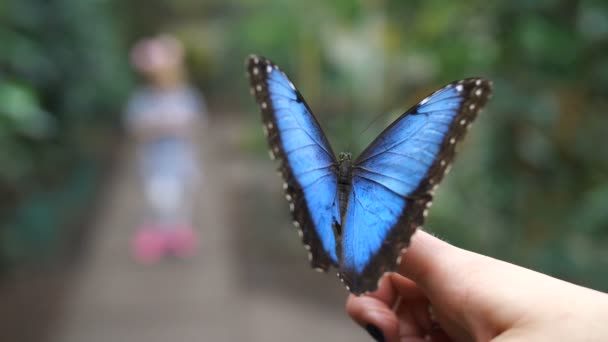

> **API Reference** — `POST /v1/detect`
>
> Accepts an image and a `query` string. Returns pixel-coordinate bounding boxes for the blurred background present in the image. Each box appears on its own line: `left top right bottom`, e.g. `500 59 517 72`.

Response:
1 0 608 341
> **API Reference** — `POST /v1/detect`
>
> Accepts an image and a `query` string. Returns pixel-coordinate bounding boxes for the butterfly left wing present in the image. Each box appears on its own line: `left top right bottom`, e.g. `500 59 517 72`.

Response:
340 78 492 294
247 55 341 270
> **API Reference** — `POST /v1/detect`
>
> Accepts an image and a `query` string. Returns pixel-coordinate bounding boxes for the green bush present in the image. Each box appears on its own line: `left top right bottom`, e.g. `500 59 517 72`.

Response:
0 0 131 267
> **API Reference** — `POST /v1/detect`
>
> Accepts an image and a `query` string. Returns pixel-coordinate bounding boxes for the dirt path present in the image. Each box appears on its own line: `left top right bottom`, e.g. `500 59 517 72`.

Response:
50 115 367 342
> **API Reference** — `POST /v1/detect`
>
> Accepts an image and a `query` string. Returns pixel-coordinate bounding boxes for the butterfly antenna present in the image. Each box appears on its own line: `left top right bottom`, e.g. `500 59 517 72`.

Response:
349 108 393 152
344 122 353 154
361 109 390 136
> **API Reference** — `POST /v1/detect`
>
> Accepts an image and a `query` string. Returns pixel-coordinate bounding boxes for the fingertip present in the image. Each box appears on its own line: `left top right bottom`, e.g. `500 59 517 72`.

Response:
368 273 399 304
345 294 359 317
346 294 400 341
398 230 461 288
364 323 385 342
387 273 425 301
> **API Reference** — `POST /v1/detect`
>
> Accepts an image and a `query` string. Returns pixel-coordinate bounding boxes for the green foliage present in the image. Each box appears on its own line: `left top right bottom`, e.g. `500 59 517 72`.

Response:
0 0 131 267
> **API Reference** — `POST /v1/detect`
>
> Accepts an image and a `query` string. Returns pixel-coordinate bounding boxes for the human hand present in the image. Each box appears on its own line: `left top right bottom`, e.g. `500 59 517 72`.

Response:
346 230 608 341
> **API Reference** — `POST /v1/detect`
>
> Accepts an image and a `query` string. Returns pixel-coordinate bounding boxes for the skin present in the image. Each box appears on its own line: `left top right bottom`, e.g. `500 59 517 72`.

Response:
346 230 608 342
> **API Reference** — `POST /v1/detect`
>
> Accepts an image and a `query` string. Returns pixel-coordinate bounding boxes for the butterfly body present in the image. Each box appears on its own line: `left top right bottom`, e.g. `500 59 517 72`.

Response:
247 55 492 295
336 152 353 223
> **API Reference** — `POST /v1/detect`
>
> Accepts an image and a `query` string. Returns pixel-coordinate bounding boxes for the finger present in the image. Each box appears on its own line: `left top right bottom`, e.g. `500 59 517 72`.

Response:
346 294 400 341
398 230 465 292
348 275 438 341
358 274 428 324
394 296 433 337
363 273 400 306
348 293 437 342
397 230 484 341
388 273 427 301
426 330 453 342
363 273 425 308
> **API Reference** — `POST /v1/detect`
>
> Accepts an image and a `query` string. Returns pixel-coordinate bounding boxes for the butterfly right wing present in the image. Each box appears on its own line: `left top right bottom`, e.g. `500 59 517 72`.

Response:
340 78 492 294
247 55 340 270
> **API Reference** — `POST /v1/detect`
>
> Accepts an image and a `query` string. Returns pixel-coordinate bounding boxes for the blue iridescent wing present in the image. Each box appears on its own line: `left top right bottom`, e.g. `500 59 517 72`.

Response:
340 79 492 294
247 55 341 270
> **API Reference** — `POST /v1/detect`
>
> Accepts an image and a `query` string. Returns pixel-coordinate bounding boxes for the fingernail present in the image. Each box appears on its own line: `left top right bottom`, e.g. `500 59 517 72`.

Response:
365 324 385 342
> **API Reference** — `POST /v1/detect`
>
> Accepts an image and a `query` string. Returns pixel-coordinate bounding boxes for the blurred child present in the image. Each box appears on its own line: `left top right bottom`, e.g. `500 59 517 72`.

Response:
125 34 206 263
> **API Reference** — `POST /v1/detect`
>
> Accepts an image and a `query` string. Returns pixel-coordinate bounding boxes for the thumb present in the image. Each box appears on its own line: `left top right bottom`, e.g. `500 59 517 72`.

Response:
397 230 480 340
398 230 467 291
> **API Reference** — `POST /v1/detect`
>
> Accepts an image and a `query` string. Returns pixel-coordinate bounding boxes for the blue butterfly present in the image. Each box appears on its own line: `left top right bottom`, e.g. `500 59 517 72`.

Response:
247 55 492 295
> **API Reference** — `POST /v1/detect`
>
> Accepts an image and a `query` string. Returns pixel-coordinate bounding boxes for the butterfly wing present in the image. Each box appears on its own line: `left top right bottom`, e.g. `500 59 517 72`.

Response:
247 55 341 270
340 78 492 294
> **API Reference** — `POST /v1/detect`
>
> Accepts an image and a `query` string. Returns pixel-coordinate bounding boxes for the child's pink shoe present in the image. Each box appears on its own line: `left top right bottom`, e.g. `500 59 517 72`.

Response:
166 224 198 258
131 226 166 263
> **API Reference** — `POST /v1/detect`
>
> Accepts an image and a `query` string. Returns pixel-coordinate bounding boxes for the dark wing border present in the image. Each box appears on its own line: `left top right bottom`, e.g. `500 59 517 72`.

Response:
247 55 339 270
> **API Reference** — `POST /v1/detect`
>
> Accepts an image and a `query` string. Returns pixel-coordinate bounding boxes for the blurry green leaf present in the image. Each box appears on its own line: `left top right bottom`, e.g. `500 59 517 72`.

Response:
515 125 555 168
569 184 608 236
516 16 582 73
0 82 55 138
578 2 608 41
